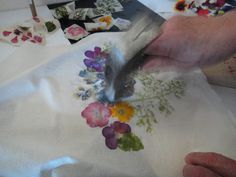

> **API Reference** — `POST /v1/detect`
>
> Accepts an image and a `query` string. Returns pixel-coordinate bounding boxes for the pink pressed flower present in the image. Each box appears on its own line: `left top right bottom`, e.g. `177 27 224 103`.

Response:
3 31 12 36
81 102 111 128
216 0 225 7
34 35 43 43
33 17 40 23
11 36 18 43
67 26 87 36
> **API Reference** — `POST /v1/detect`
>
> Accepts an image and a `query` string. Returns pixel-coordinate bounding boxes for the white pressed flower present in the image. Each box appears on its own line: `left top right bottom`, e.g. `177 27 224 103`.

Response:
194 0 207 7
192 7 198 12
209 0 217 3
186 0 194 4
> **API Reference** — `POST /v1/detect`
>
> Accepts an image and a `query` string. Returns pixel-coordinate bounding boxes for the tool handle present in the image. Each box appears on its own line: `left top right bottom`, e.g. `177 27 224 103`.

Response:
29 0 37 17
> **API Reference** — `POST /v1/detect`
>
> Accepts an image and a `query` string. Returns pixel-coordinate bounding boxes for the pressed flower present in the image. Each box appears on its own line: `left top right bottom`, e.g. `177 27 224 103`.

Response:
102 121 143 151
75 87 92 100
197 8 210 16
118 133 144 151
99 16 113 26
83 47 109 72
81 102 111 127
102 121 131 149
216 0 225 7
111 102 134 122
11 36 18 43
2 31 12 36
175 0 187 11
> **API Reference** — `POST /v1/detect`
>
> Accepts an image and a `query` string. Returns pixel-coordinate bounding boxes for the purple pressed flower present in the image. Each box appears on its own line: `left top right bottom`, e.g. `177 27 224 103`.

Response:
105 137 118 150
83 47 109 72
94 47 102 57
84 59 104 72
113 121 131 134
102 126 115 138
85 50 95 59
102 121 131 150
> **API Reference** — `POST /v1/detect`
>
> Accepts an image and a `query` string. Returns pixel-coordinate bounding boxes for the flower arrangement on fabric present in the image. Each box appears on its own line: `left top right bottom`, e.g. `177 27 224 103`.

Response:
74 45 186 151
174 0 236 16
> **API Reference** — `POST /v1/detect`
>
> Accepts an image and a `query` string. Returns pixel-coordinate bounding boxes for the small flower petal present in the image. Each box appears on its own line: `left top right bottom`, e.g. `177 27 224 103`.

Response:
85 50 95 59
105 137 118 150
113 121 131 134
102 126 115 138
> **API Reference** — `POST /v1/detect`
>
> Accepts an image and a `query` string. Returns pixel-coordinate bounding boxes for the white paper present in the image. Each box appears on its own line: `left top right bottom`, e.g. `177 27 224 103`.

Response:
114 17 131 30
0 32 236 177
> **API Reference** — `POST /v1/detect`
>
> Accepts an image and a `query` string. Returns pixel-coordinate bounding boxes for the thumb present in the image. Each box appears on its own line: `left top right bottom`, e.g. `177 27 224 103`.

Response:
185 152 236 177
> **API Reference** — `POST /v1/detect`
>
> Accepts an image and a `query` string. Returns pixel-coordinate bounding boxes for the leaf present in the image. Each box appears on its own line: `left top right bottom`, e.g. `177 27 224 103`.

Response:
118 133 144 151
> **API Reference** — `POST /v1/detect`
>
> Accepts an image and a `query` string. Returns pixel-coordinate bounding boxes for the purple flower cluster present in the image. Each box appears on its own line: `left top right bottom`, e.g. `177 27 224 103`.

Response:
102 121 131 149
83 47 109 72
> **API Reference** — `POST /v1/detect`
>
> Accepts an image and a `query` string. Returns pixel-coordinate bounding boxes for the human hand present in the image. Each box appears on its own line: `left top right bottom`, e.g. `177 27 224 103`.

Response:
143 14 236 71
183 152 236 177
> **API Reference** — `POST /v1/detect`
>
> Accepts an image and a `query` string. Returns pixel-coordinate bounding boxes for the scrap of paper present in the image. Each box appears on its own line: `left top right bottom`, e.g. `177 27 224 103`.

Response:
84 22 107 32
114 17 131 30
30 16 47 34
51 1 75 19
87 8 105 18
45 19 60 33
94 0 124 14
69 8 89 20
93 15 114 30
64 24 89 41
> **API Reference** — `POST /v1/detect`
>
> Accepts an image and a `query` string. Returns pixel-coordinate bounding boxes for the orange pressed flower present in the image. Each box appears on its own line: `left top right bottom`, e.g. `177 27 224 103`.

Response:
110 102 134 122
99 16 112 26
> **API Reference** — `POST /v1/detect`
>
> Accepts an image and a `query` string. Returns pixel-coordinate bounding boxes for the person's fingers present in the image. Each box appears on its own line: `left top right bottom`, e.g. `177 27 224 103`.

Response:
144 34 172 57
185 152 236 177
183 164 221 177
142 55 197 72
142 55 175 72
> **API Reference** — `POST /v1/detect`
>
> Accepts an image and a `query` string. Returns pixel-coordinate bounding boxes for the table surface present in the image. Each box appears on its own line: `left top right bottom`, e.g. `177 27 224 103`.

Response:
0 4 235 119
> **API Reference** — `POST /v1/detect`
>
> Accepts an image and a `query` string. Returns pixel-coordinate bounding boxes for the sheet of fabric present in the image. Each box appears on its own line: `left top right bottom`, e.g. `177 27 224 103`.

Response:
0 32 236 177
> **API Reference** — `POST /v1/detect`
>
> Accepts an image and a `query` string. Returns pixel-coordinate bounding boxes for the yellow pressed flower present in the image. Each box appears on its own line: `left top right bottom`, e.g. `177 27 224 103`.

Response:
99 16 112 26
111 102 134 122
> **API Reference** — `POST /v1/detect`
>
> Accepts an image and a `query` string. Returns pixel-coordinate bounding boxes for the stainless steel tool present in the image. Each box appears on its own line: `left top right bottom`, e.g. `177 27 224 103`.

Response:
104 11 166 102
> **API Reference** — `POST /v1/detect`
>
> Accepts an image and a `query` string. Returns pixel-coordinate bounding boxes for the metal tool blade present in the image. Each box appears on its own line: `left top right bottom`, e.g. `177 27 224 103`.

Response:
104 11 166 102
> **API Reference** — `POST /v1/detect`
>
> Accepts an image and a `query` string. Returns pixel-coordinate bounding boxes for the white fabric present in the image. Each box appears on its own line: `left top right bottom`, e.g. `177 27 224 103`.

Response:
0 32 236 177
